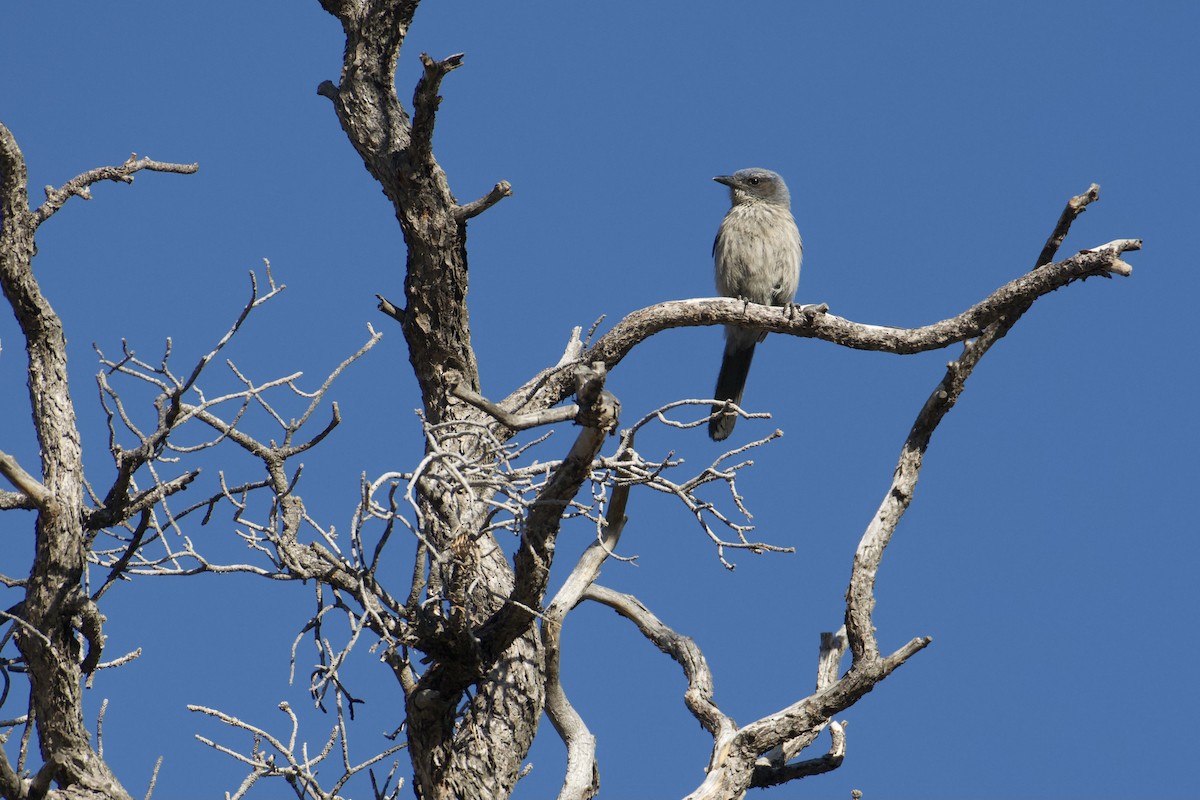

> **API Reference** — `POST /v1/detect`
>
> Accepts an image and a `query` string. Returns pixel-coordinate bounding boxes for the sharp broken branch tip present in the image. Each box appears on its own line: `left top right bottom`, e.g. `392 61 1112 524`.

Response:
420 52 466 72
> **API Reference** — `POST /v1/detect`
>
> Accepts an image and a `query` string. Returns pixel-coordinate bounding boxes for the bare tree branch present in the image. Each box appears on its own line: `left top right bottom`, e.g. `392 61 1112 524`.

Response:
32 154 198 226
0 746 24 800
583 585 734 741
541 447 634 800
752 720 846 786
517 243 1136 413
0 489 38 512
453 180 513 221
5 112 386 798
846 184 1117 665
2 120 161 799
1037 183 1100 266
451 381 578 431
762 627 848 769
0 449 50 510
188 700 406 800
88 264 286 532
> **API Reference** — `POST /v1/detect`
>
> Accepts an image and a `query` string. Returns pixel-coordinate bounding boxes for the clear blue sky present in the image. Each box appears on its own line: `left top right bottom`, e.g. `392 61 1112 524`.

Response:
2 2 1197 798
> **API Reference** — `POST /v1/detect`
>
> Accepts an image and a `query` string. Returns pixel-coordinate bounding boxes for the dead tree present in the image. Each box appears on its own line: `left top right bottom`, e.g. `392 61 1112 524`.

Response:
0 3 1138 799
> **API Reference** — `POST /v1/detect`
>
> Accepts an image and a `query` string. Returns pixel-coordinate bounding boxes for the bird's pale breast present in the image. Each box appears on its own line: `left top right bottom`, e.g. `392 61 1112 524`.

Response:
713 202 802 307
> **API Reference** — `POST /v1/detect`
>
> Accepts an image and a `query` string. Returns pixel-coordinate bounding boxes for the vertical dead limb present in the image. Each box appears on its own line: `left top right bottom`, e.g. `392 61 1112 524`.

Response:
317 5 502 415
541 443 634 800
314 4 549 798
0 122 195 798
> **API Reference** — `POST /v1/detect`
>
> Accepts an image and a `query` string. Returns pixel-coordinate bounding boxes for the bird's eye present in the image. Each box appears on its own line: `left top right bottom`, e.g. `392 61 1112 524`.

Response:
748 176 760 185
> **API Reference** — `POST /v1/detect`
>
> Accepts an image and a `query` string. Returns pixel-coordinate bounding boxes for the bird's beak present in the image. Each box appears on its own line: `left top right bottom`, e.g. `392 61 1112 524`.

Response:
713 175 736 188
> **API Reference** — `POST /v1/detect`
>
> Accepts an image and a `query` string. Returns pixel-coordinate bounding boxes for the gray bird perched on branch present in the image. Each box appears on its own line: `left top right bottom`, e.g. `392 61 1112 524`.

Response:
709 168 803 441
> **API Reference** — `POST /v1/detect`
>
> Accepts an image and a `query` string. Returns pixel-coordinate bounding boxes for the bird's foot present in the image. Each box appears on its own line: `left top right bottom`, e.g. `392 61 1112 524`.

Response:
789 302 829 319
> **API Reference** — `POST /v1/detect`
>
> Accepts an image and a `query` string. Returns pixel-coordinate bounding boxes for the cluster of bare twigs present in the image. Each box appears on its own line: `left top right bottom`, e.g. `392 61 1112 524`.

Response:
189 698 405 800
451 373 794 569
69 281 773 799
76 264 397 799
0 240 385 797
83 262 382 586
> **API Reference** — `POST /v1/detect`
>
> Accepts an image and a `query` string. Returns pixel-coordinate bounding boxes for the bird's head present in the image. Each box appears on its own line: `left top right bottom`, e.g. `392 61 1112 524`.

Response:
713 168 791 207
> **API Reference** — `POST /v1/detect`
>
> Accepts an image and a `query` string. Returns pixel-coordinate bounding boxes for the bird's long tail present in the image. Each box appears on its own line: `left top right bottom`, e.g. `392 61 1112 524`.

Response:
709 340 757 441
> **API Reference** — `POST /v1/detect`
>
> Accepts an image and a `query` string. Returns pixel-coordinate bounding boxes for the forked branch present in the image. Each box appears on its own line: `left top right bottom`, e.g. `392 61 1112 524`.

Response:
846 184 1116 663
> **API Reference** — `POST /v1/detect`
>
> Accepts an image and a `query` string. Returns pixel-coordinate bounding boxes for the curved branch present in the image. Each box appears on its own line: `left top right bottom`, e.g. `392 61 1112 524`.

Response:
454 180 513 221
682 635 930 800
752 720 846 787
846 186 1124 663
515 240 1138 412
582 585 734 741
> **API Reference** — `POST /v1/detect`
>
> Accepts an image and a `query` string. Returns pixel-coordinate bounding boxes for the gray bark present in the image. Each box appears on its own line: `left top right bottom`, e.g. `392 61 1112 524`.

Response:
1 124 131 800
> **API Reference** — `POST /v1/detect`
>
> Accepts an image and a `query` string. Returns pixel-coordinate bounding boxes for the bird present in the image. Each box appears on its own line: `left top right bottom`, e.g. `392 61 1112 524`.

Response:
708 168 803 441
